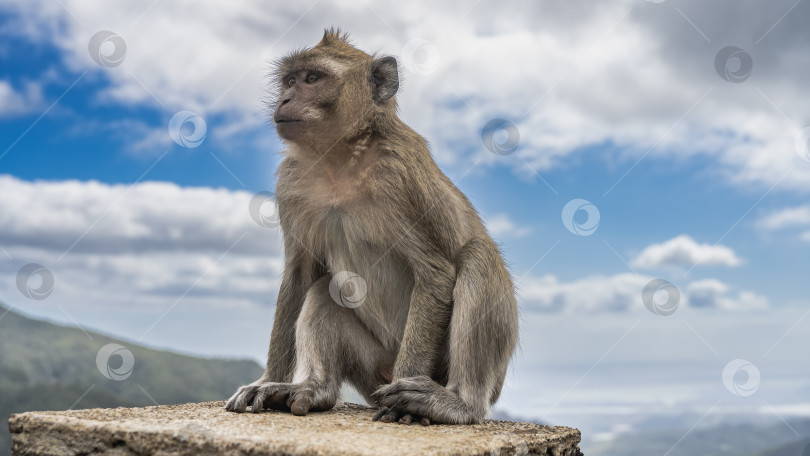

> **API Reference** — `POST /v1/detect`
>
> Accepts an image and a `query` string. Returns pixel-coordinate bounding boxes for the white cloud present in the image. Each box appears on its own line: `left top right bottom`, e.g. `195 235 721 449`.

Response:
519 273 652 313
485 213 530 238
686 279 768 310
0 79 42 117
757 205 810 231
0 175 279 255
756 206 810 242
631 235 742 269
519 272 766 313
2 0 809 191
0 175 284 313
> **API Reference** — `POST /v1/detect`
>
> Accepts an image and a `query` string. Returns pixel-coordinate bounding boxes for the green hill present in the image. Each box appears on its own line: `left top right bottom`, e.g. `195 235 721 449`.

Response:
0 303 263 455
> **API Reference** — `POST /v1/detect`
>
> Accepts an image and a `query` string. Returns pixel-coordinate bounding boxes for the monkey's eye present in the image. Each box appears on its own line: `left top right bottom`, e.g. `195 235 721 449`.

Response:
287 77 295 87
305 71 320 84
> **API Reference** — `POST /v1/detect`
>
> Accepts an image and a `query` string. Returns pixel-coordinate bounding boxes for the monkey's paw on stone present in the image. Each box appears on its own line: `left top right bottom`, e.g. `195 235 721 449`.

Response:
225 382 328 416
371 376 458 425
372 407 431 426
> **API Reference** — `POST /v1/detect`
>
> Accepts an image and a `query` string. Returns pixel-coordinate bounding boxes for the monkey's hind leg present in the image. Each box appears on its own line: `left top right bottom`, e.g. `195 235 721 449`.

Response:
372 237 518 424
227 276 384 415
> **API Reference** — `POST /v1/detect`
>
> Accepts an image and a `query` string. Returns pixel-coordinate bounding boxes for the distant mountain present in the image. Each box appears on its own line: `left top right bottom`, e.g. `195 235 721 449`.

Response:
585 418 810 456
0 302 263 456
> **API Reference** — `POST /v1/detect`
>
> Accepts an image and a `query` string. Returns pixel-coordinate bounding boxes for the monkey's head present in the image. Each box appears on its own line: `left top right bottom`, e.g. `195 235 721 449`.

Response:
272 28 399 149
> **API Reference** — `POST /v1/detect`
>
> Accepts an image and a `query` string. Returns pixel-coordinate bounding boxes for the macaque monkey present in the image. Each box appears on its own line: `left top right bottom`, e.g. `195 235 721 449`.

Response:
226 28 518 425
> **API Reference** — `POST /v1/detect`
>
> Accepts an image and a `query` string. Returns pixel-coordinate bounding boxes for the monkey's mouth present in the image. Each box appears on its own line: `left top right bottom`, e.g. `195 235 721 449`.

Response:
275 119 303 124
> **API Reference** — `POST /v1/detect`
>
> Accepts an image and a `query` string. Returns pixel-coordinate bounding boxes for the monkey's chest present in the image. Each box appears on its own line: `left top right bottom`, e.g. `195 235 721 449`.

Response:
315 206 412 288
304 207 413 347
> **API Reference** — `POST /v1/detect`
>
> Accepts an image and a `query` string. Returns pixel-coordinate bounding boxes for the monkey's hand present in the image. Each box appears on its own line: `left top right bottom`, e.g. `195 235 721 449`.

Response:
225 381 322 416
370 376 448 425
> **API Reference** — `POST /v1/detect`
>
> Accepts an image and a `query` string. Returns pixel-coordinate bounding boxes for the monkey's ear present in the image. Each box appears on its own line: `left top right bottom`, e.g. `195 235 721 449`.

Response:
371 56 399 102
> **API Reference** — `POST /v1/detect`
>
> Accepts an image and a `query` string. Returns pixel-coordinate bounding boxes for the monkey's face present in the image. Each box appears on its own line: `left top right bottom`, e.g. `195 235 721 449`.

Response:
273 65 342 144
272 39 399 149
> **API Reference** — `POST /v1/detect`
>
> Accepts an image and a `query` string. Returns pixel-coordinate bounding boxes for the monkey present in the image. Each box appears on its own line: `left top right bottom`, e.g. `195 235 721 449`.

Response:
225 28 518 425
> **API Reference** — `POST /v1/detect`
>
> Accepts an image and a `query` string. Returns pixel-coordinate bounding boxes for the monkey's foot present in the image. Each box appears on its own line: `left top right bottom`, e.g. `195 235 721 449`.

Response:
225 382 327 416
370 375 479 425
371 376 439 425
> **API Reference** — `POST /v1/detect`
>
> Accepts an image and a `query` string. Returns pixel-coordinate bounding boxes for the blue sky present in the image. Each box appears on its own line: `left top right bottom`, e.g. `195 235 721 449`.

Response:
1 0 809 448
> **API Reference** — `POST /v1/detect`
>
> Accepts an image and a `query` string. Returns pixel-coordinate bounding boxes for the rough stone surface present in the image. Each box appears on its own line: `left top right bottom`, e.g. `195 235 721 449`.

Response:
9 401 582 456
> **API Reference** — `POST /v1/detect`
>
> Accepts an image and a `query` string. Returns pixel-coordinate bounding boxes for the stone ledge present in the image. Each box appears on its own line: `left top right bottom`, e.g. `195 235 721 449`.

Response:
9 401 582 456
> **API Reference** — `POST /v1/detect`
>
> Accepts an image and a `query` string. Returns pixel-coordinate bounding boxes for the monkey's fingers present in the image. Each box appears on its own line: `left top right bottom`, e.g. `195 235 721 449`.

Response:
250 384 290 413
285 388 315 416
289 396 311 416
225 395 238 412
269 391 291 411
251 391 266 414
379 409 401 423
369 387 386 405
396 413 431 425
226 385 259 413
372 407 402 423
372 407 389 421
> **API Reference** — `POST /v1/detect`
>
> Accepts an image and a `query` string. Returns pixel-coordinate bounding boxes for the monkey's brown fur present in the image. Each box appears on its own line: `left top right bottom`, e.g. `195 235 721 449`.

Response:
225 28 518 425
